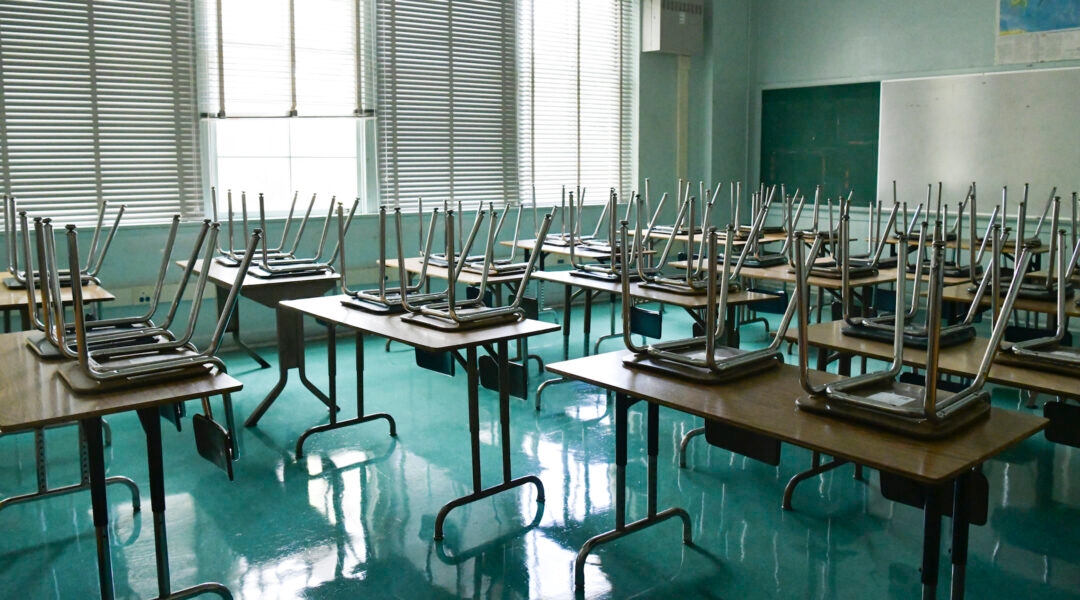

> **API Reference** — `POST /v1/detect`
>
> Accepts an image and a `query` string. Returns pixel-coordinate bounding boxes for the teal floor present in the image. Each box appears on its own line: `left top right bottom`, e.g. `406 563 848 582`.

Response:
1 303 1079 599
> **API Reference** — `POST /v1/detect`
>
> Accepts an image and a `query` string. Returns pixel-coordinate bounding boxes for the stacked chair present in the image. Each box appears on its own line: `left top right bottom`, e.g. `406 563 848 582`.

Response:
338 203 443 314
795 220 1034 438
212 188 355 278
24 210 260 478
841 201 985 348
396 203 554 330
5 194 124 289
567 188 636 281
620 219 820 382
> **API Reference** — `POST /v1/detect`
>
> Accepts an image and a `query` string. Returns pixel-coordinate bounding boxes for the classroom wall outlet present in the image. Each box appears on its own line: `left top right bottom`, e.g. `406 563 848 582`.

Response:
137 290 153 304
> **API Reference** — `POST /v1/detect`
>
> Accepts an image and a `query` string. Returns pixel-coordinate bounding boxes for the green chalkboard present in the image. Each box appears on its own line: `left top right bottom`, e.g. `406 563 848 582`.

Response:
760 82 880 206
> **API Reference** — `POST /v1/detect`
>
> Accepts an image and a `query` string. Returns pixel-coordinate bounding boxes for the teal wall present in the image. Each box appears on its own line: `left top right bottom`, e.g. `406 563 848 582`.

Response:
638 0 750 224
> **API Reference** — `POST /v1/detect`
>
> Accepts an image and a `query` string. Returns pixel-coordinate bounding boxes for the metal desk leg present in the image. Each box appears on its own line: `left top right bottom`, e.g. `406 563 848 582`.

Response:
921 484 944 600
83 416 114 600
295 329 397 458
534 283 574 412
219 286 269 369
245 307 334 427
726 303 740 348
782 451 850 510
583 290 594 356
434 341 545 542
950 473 971 599
0 426 140 513
678 426 705 467
137 408 232 599
562 284 572 360
534 375 567 412
574 396 692 592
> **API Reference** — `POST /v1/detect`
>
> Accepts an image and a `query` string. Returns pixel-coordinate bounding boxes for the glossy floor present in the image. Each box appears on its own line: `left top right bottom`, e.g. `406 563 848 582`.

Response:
1 305 1078 599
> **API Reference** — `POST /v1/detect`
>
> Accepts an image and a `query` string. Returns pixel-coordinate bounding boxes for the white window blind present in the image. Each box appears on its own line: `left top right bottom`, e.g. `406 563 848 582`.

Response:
375 0 519 211
518 0 637 206
199 0 373 117
0 0 203 225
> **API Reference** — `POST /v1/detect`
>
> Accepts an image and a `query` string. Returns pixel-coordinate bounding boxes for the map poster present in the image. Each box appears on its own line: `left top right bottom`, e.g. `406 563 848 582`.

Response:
997 0 1080 64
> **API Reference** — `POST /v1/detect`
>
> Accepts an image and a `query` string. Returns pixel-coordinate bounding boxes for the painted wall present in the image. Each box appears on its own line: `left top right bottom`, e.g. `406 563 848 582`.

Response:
638 0 751 225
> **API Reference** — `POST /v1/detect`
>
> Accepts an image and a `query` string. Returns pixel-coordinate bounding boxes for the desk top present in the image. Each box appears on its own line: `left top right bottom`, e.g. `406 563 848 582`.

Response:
734 263 899 289
0 331 243 432
280 294 560 353
942 283 1080 317
784 319 1080 398
531 269 779 309
0 282 115 310
181 259 340 308
546 350 1046 484
501 239 619 261
642 230 789 246
730 263 969 290
384 257 527 286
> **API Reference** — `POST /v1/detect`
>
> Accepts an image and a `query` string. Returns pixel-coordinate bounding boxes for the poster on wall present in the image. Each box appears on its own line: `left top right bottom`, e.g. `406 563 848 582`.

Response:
997 0 1080 64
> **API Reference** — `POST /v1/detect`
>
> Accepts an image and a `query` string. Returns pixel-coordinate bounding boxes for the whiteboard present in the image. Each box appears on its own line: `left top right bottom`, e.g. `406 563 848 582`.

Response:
878 67 1080 215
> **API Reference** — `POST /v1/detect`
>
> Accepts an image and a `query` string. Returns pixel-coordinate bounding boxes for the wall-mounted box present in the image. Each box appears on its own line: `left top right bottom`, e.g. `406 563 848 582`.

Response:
642 0 704 56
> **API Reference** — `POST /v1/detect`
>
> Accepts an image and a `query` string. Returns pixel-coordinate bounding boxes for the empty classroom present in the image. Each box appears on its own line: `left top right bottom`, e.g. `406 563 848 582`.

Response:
1 2 1078 599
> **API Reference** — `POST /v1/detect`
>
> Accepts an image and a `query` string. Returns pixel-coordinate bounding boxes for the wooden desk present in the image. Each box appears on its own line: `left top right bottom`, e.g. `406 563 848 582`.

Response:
642 229 788 246
0 282 115 332
783 319 1080 399
502 238 617 264
383 256 528 300
546 350 1046 597
246 295 559 545
0 331 243 600
532 269 778 358
942 283 1080 318
736 263 937 290
179 259 340 368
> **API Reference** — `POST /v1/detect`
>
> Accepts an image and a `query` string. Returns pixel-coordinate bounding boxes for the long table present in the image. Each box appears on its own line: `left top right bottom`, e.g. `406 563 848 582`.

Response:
382 256 528 306
1 282 115 332
942 282 1080 318
245 294 559 544
179 259 340 368
546 350 1046 598
532 268 778 357
0 331 243 599
785 319 1080 398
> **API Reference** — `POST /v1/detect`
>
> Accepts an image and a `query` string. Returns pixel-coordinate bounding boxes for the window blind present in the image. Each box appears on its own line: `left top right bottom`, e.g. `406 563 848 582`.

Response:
199 0 373 117
518 0 636 206
375 0 519 211
0 0 203 225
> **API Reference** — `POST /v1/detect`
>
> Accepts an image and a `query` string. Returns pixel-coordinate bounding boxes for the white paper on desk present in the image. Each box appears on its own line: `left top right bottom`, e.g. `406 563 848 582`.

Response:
867 391 917 407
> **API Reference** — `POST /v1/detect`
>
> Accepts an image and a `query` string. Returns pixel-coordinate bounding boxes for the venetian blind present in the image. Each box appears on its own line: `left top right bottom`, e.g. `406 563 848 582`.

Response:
0 0 203 225
374 0 519 211
199 0 373 117
518 0 637 206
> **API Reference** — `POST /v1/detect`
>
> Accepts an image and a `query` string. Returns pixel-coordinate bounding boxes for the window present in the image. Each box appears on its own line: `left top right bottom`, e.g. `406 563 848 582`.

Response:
374 0 519 212
197 0 376 214
0 0 202 225
518 0 638 207
375 0 637 210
